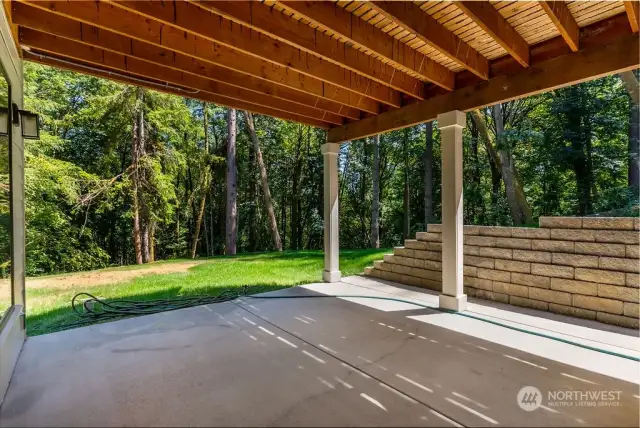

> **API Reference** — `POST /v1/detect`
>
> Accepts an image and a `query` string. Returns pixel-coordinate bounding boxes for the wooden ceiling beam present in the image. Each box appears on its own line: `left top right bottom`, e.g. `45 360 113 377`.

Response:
367 1 489 80
456 1 530 68
108 0 400 108
191 1 428 99
259 1 456 91
2 2 21 57
328 33 638 142
25 51 330 128
16 0 381 115
19 29 340 127
540 2 580 52
11 2 359 122
624 1 640 33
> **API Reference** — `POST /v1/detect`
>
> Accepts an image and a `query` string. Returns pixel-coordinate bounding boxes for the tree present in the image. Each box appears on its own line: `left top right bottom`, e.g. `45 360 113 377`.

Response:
20 61 633 275
403 128 410 239
493 103 533 225
131 87 145 264
226 108 238 255
620 71 640 189
242 111 282 251
371 134 380 248
191 101 211 258
423 122 434 226
471 106 533 225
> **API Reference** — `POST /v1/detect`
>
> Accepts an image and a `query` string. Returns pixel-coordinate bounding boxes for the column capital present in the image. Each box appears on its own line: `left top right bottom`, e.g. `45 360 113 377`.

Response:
321 142 341 155
437 110 466 129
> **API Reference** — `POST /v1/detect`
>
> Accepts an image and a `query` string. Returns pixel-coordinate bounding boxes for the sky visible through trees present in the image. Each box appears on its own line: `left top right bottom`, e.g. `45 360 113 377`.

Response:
7 63 638 277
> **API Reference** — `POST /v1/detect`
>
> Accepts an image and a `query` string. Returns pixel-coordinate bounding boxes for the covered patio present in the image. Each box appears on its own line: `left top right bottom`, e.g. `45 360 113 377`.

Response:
0 0 638 426
2 276 639 426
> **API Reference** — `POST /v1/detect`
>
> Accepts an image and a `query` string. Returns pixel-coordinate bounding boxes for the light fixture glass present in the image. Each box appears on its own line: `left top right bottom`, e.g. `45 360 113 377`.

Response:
19 110 39 140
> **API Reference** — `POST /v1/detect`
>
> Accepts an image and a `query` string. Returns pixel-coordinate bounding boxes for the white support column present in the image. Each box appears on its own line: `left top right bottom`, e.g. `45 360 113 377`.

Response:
437 110 467 312
322 142 341 282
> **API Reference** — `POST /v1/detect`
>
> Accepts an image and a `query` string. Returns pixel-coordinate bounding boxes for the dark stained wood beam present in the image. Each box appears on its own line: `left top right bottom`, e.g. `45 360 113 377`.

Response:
328 33 639 142
25 50 331 128
11 2 359 121
263 1 456 91
368 1 489 80
109 0 400 108
17 0 381 114
456 1 530 67
540 1 580 52
19 29 340 127
624 1 640 33
191 1 429 99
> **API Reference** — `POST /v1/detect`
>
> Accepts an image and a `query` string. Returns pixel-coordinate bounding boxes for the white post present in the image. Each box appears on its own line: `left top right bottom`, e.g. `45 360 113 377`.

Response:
437 110 467 312
322 142 341 282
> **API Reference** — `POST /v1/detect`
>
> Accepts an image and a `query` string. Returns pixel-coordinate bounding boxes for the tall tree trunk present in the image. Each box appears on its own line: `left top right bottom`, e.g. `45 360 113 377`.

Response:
493 104 533 225
149 220 156 262
469 121 485 223
131 87 144 264
141 220 150 263
620 71 640 189
565 86 593 216
225 108 238 255
424 121 434 227
209 189 214 255
248 133 258 252
191 103 211 258
471 110 502 222
472 108 532 225
403 129 410 240
360 140 368 246
242 111 282 251
291 126 303 250
191 174 208 258
175 172 181 256
281 188 287 250
371 134 380 248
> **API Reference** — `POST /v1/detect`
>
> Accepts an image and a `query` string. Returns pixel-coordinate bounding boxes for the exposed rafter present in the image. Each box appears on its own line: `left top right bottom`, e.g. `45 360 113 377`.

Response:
190 0 428 99
108 0 400 108
7 0 635 133
20 29 341 126
456 1 530 68
540 2 580 52
17 0 382 114
11 2 359 121
624 1 640 33
367 1 489 80
328 33 639 143
24 51 331 128
270 1 455 91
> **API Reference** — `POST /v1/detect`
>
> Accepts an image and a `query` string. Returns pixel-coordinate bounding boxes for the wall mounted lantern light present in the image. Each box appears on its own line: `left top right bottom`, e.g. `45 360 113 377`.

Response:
0 103 40 139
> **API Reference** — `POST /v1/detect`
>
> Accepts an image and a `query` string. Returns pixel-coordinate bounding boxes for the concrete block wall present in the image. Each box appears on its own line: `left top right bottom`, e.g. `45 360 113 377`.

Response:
364 217 640 329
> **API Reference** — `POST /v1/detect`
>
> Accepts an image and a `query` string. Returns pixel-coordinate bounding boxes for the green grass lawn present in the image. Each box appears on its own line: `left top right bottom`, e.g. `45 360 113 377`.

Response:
23 248 389 336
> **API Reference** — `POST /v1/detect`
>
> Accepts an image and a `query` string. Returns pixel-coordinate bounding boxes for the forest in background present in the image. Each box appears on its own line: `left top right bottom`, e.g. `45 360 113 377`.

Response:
11 63 639 276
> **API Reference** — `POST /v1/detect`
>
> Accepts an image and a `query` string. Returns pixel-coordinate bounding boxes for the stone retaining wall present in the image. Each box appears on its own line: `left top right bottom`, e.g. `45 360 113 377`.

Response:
364 217 640 329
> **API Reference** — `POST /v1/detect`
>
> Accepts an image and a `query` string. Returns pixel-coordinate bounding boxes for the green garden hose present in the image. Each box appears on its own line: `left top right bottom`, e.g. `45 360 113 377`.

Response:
40 287 639 362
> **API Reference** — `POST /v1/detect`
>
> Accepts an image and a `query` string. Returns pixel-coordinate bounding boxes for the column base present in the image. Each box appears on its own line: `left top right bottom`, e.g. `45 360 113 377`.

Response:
439 294 467 312
323 270 342 283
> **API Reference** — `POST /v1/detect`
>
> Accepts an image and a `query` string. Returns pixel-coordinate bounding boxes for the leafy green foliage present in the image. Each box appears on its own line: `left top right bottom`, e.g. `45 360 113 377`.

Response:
14 62 638 277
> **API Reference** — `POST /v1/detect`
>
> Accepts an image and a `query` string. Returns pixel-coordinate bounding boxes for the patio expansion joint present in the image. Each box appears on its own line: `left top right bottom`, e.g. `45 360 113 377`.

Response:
232 299 466 427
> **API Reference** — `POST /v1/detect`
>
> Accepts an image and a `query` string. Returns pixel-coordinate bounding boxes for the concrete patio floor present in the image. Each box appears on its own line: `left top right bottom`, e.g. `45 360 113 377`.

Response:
0 276 638 427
